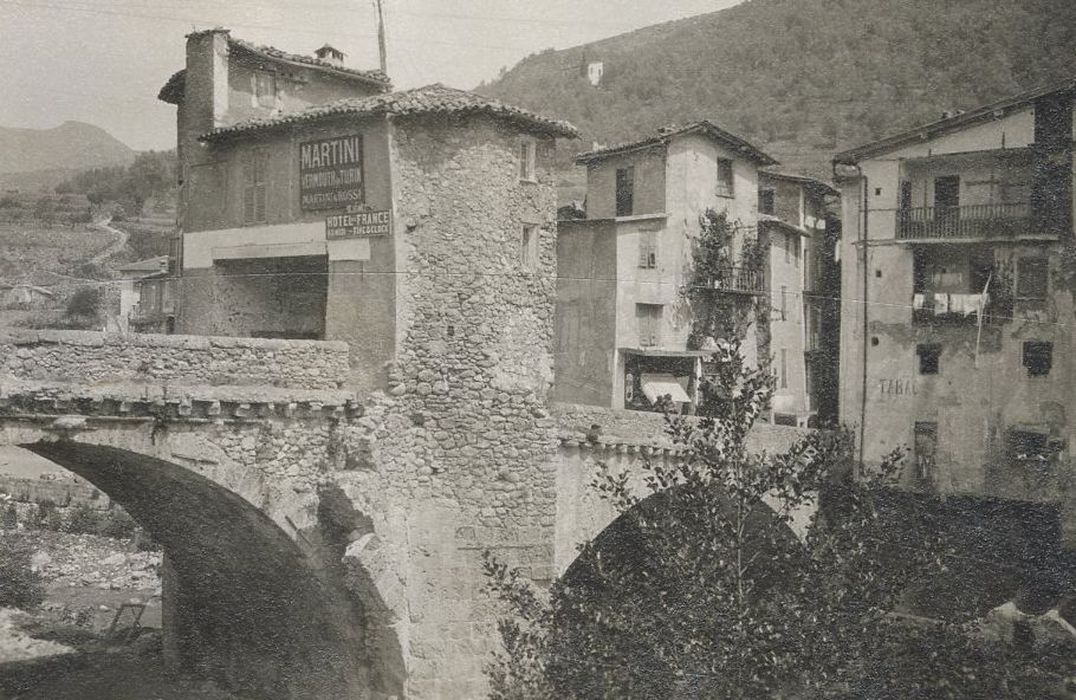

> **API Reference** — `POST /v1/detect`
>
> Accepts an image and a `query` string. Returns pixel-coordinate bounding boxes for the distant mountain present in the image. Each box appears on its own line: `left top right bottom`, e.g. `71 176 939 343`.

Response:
0 121 134 176
480 0 1076 180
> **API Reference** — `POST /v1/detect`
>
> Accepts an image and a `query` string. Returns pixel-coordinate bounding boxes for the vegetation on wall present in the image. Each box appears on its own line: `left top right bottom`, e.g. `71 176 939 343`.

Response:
683 209 765 352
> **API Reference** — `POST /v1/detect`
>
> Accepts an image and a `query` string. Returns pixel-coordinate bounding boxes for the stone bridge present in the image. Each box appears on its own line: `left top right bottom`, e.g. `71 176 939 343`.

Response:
0 329 807 699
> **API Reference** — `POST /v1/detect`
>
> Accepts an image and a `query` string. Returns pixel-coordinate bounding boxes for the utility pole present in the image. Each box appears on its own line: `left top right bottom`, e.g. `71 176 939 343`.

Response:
374 0 387 75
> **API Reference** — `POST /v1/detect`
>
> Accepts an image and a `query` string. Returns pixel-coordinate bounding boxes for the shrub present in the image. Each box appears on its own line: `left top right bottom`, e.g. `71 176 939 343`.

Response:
0 538 45 609
2 504 17 530
99 507 138 540
65 287 102 318
64 503 101 535
35 500 62 531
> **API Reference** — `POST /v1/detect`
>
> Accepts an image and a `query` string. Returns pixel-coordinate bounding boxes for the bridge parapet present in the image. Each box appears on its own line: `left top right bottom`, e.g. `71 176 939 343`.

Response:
1 329 350 390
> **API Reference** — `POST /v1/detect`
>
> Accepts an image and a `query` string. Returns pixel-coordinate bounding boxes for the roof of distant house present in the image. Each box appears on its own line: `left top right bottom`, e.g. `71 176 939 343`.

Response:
199 83 580 141
760 169 839 197
575 121 777 166
117 256 169 275
833 77 1076 164
0 283 55 297
157 29 391 105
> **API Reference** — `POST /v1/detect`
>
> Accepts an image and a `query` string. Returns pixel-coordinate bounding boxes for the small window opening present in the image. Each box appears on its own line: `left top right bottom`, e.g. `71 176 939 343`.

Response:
520 225 539 271
759 188 775 215
917 344 941 375
1016 258 1048 301
638 230 657 269
1023 341 1052 377
615 166 634 217
518 140 537 181
716 159 734 198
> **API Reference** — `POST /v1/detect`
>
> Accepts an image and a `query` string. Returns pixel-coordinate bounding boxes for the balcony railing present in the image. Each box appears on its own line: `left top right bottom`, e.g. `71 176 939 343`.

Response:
707 266 766 295
896 202 1031 240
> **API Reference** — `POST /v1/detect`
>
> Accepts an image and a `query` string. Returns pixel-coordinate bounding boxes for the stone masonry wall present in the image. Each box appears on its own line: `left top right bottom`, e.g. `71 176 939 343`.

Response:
0 329 350 389
332 116 562 698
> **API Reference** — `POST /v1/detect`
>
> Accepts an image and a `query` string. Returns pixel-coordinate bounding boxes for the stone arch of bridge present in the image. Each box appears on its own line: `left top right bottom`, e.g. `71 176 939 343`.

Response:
20 439 405 700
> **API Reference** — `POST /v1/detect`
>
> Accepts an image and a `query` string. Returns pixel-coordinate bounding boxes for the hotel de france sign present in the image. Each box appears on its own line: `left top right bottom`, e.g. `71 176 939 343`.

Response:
300 134 391 240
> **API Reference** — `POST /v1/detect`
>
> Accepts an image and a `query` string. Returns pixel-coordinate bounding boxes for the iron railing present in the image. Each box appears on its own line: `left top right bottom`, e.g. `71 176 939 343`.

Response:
708 266 766 295
896 202 1031 240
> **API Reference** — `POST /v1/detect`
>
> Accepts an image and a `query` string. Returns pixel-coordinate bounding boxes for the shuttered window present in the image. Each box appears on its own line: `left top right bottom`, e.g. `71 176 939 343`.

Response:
243 149 268 224
615 167 634 217
638 230 657 268
717 159 734 197
636 303 662 347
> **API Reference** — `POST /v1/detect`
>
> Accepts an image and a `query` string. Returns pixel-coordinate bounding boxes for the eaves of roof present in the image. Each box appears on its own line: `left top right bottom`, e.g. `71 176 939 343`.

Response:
575 121 778 167
199 83 579 142
761 169 839 197
833 78 1076 165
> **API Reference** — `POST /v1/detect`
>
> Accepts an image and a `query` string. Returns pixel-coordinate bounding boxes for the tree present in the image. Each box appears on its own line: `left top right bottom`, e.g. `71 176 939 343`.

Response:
484 343 951 698
683 210 765 353
0 538 45 609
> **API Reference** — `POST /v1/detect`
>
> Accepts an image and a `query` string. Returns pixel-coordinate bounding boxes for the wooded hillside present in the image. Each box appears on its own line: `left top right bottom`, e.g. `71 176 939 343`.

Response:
480 0 1076 179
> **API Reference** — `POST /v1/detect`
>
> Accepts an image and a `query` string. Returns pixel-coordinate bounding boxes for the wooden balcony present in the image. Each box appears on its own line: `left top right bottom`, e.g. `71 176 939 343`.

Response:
896 203 1032 241
707 266 765 296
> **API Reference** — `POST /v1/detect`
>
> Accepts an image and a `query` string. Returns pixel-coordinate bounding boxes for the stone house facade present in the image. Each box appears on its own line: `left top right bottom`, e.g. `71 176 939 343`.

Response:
157 29 579 697
834 80 1076 540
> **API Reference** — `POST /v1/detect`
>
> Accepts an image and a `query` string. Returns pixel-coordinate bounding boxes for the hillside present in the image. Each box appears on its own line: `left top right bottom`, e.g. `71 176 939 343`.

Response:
0 121 134 177
481 0 1076 181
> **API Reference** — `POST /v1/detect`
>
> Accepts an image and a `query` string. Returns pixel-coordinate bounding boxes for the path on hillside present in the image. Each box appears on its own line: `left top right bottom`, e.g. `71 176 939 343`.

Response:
88 217 128 265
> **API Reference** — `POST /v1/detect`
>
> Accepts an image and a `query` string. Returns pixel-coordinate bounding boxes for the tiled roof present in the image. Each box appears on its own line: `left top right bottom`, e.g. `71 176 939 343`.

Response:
158 69 185 105
158 29 391 105
833 77 1076 164
117 256 169 274
760 169 839 197
227 36 390 90
199 83 580 141
575 121 777 166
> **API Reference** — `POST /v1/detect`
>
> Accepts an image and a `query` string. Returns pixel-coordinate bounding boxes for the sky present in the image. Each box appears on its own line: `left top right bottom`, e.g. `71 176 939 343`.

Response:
0 0 738 151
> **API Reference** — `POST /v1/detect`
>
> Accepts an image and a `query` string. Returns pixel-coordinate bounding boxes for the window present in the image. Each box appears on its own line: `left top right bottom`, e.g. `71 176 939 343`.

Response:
638 230 657 269
520 225 539 271
779 348 788 389
759 188 775 215
934 175 960 209
1008 430 1062 466
785 232 793 264
242 149 268 224
254 71 277 109
1023 341 1052 377
914 422 938 483
615 167 634 217
917 344 941 375
636 303 662 347
518 139 537 181
780 286 787 321
716 159 734 197
1016 257 1048 300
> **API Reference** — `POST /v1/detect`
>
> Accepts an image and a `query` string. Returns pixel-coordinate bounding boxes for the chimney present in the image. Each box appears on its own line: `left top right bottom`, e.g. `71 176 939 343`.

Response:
314 44 347 66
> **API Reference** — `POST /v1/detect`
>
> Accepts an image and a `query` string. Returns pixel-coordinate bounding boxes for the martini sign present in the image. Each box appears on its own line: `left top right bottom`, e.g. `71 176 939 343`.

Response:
299 135 364 211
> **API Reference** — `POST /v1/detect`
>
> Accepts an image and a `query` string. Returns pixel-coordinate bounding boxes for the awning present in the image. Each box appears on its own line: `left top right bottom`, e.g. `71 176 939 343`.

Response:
640 373 691 404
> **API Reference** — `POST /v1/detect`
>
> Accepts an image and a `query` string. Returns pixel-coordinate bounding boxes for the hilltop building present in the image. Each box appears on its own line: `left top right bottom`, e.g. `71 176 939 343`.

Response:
834 79 1076 539
554 121 839 418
